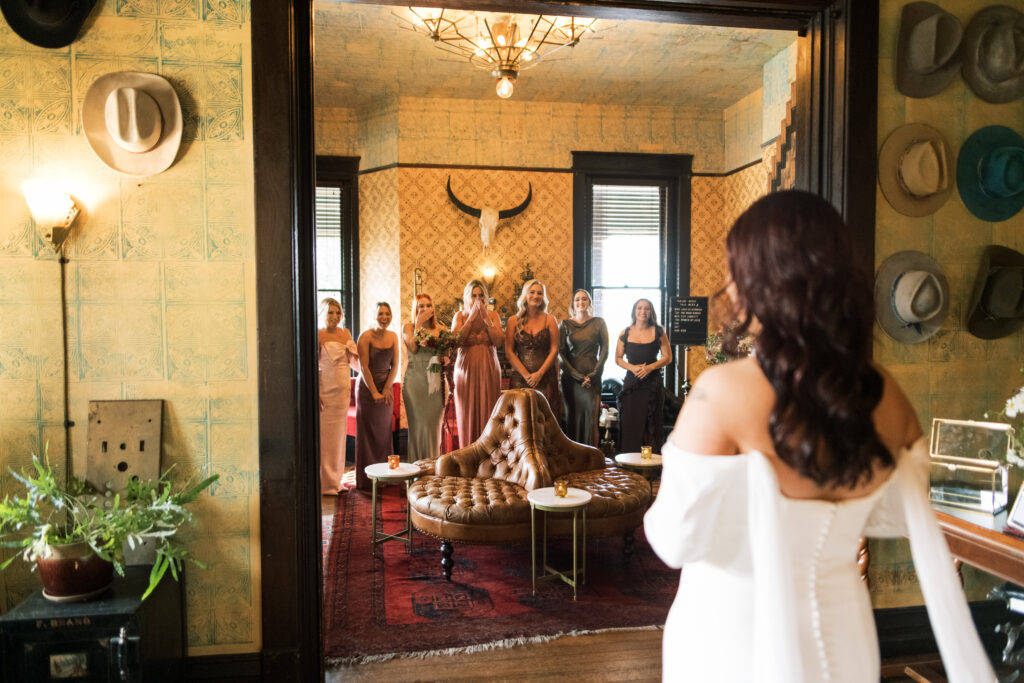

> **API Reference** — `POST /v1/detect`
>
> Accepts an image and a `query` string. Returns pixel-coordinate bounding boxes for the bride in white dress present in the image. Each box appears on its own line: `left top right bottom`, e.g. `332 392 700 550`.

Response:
318 298 359 495
644 191 993 682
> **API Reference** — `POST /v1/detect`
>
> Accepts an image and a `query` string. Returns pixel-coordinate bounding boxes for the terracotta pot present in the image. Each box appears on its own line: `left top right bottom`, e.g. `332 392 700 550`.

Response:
36 541 114 602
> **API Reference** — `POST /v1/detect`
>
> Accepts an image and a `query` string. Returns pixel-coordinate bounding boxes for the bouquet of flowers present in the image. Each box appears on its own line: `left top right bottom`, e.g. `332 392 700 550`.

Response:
414 328 459 393
1002 365 1024 450
704 331 755 366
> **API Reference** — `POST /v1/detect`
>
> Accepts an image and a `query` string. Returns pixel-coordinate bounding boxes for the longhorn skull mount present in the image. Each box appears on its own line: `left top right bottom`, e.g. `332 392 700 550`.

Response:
446 176 532 252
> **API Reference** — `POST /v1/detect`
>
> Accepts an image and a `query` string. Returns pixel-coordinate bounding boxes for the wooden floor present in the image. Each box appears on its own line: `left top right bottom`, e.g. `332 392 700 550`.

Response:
325 629 664 682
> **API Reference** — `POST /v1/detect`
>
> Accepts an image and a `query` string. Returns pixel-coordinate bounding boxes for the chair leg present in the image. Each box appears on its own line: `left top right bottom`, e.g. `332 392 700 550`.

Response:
441 540 454 581
623 530 635 564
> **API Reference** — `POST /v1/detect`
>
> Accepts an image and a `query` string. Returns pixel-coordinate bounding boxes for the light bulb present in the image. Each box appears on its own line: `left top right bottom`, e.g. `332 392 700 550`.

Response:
495 77 515 99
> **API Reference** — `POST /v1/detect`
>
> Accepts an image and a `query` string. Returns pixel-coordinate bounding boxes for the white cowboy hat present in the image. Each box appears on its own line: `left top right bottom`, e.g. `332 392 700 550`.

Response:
875 251 951 344
896 2 964 98
82 71 182 177
877 123 954 217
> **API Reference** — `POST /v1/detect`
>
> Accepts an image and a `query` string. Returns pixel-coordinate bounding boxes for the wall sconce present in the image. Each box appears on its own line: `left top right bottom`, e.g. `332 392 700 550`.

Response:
482 266 496 290
22 179 80 251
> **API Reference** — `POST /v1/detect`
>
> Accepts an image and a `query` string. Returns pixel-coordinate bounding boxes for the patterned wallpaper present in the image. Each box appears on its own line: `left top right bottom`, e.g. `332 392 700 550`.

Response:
0 1 259 655
869 0 1024 607
358 167 400 333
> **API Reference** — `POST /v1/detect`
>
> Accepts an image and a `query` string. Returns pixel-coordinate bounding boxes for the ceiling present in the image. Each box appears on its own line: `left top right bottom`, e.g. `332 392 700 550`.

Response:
313 2 796 111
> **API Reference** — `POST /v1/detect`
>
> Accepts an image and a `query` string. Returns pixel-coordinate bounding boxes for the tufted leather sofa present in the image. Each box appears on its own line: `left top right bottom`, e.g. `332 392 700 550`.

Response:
408 388 651 580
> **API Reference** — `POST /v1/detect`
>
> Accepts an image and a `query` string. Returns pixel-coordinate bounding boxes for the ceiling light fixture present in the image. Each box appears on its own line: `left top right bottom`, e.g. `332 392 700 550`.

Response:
400 8 598 99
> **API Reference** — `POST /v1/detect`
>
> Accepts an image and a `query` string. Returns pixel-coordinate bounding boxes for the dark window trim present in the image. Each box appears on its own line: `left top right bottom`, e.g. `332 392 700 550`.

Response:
315 155 360 334
253 1 878 679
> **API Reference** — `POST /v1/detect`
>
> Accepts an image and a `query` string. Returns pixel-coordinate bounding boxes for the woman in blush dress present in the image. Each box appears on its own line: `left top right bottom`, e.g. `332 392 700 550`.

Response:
615 298 672 454
505 279 561 421
559 289 608 446
354 302 400 492
644 190 992 682
402 293 446 463
451 279 503 448
318 298 359 495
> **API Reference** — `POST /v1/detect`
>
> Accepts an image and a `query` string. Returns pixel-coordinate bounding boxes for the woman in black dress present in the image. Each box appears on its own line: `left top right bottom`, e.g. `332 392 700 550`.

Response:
559 289 608 445
615 298 672 454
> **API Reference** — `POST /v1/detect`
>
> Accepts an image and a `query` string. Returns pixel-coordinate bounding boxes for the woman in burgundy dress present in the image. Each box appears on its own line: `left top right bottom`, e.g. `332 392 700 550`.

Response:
451 280 503 448
354 302 400 491
615 298 672 454
505 279 561 420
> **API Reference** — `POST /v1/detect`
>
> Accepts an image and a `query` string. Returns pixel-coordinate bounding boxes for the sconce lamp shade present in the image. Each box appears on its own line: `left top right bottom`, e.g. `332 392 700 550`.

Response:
22 179 79 250
482 266 497 289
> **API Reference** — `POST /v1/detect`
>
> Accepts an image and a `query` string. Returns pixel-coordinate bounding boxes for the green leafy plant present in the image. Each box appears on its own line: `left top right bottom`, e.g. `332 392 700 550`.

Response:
0 450 218 600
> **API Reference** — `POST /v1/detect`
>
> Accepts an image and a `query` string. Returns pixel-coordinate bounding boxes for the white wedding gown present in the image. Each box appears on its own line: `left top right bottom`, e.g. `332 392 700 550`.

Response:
644 438 995 682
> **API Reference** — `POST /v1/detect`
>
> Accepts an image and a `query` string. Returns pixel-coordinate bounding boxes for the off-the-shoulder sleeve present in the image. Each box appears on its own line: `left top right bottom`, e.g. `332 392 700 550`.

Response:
643 441 745 568
870 438 995 682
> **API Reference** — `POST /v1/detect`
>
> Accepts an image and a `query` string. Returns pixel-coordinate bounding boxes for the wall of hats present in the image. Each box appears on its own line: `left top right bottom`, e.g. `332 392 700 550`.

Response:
872 0 1024 608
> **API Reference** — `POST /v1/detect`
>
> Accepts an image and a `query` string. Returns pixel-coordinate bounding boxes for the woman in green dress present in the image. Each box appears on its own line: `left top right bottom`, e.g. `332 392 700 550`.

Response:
559 289 609 446
402 293 446 462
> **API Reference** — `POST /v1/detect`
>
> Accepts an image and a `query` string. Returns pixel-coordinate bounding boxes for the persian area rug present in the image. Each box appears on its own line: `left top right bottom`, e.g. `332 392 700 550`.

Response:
323 487 677 665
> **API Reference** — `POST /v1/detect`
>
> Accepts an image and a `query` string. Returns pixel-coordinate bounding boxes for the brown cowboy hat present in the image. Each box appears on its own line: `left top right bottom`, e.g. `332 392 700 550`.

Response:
966 245 1024 340
896 2 964 98
875 251 950 344
878 123 954 217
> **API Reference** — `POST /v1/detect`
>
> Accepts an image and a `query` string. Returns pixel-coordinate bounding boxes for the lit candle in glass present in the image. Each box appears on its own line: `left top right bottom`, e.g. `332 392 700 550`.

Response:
388 454 400 469
640 445 653 460
554 479 568 497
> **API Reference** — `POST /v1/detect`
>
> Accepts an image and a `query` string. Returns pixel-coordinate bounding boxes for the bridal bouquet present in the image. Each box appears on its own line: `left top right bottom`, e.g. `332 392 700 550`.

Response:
414 328 458 393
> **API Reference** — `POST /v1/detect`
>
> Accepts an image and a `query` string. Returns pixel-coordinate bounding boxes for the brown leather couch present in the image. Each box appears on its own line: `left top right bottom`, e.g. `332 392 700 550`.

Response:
408 388 651 580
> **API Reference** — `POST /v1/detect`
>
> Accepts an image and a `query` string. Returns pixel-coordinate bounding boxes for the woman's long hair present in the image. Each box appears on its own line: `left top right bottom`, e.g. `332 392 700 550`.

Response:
724 190 889 488
410 293 437 330
462 279 489 310
630 298 658 326
515 279 549 337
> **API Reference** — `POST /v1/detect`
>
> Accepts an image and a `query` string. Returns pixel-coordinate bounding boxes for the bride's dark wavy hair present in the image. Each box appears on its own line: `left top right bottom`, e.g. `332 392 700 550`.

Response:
723 190 890 488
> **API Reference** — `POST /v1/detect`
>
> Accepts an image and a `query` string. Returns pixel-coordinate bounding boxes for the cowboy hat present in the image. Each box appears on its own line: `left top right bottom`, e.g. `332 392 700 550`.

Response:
896 3 964 98
875 250 950 344
878 123 954 217
82 71 182 177
963 5 1024 104
0 0 97 48
966 245 1024 340
956 125 1024 223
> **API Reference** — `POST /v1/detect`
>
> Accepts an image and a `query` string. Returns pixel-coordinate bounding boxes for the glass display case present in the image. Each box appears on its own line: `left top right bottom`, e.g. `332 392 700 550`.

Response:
929 418 1012 514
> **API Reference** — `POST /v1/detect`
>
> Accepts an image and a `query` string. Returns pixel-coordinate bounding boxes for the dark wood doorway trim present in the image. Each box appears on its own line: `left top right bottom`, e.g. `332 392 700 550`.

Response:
250 0 877 679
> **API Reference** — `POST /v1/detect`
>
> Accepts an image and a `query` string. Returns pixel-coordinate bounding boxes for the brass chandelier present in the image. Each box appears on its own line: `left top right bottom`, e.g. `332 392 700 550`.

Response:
399 8 599 99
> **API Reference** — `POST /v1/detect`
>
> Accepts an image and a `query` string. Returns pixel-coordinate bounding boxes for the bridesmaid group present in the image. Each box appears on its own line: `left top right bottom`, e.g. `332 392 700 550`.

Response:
317 280 672 494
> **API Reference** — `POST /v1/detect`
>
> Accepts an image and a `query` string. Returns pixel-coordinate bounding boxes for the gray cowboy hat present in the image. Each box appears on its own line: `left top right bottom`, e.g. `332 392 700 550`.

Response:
963 5 1024 104
966 245 1024 340
0 0 97 49
875 251 951 344
956 125 1024 223
896 2 964 98
878 123 955 217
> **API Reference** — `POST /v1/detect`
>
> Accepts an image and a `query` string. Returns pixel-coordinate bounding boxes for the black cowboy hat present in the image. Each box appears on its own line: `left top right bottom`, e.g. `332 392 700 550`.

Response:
1 0 98 49
966 245 1024 340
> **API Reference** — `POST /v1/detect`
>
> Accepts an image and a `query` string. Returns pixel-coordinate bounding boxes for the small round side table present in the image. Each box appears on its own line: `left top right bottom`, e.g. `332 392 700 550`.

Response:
527 487 592 600
614 452 663 503
364 461 421 554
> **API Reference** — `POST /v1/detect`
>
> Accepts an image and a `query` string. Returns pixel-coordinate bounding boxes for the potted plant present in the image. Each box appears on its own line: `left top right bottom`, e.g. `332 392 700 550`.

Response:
0 452 218 602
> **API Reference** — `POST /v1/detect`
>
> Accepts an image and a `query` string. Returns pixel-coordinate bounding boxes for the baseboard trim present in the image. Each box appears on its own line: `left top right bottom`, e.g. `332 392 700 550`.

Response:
185 652 262 681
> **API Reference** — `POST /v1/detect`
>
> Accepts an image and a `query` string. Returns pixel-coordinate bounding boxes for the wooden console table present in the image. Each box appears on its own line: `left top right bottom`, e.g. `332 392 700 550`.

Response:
935 507 1024 586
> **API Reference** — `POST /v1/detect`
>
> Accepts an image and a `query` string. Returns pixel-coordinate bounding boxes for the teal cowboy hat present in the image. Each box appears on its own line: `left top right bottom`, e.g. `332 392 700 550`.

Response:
957 126 1024 223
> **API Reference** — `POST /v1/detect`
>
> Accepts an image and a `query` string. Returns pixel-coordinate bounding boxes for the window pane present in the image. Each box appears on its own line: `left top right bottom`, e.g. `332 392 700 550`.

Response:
593 287 663 382
315 186 344 294
591 184 663 288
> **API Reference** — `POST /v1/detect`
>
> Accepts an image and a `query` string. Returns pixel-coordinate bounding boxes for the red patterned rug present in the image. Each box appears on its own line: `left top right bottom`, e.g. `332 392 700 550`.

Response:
323 487 676 664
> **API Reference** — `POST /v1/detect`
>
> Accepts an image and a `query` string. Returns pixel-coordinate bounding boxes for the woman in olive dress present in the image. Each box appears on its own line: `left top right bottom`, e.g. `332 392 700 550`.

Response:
355 302 400 491
402 293 446 462
615 298 672 454
505 279 561 420
559 289 608 445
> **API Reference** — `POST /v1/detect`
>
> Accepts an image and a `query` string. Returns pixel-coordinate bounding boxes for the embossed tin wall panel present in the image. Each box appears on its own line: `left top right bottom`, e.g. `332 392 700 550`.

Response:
0 1 259 655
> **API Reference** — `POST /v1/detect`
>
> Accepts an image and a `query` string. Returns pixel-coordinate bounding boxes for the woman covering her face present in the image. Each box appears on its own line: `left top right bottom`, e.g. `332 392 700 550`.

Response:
354 302 400 491
644 190 992 681
317 298 359 495
450 280 503 447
